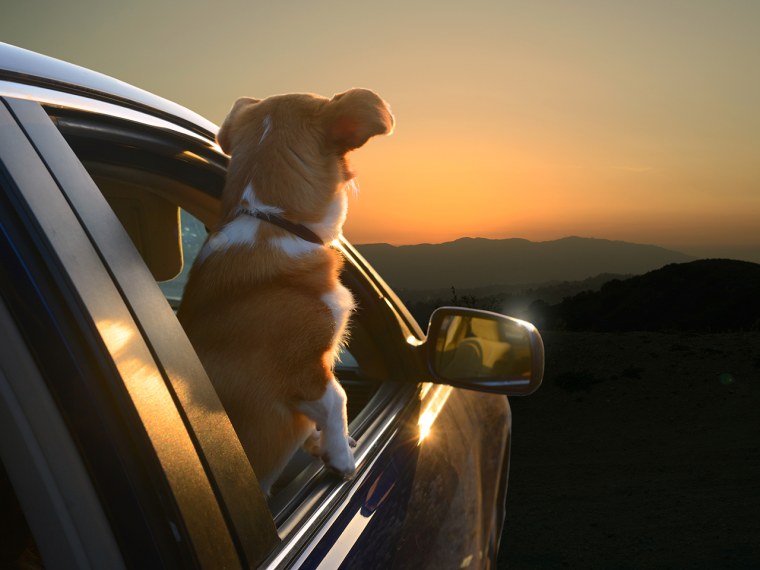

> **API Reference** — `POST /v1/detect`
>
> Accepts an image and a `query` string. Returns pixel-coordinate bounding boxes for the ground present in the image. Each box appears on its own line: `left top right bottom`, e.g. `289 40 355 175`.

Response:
498 330 760 569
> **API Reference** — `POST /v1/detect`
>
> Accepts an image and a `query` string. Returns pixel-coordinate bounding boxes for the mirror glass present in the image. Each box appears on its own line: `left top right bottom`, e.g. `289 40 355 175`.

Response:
432 312 535 386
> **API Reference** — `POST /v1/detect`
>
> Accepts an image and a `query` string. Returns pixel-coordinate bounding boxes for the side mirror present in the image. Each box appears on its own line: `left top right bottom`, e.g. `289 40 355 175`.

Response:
423 307 544 396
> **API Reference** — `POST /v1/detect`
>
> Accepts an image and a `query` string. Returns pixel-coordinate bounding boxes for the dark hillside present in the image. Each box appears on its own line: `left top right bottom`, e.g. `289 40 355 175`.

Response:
401 273 631 329
356 237 693 290
542 259 760 331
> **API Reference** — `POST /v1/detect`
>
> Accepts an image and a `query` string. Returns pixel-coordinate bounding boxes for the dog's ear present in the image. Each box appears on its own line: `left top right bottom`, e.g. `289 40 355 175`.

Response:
216 97 260 154
323 89 394 153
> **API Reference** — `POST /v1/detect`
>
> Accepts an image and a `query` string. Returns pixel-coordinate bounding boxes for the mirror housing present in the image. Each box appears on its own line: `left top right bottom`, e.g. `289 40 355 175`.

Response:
422 307 544 396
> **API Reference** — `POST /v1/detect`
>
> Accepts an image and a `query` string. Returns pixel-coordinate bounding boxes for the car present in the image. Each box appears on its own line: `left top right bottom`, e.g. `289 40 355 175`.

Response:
0 42 543 569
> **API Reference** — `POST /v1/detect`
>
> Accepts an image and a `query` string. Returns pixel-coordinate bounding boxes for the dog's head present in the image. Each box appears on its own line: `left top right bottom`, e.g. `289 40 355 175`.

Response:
217 89 394 224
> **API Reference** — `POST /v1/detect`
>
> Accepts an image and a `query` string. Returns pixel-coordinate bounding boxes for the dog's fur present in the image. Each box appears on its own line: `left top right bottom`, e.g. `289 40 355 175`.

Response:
177 89 393 493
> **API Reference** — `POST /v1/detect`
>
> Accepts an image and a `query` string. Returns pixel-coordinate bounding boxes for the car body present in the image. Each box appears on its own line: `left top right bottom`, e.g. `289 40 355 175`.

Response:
0 42 542 569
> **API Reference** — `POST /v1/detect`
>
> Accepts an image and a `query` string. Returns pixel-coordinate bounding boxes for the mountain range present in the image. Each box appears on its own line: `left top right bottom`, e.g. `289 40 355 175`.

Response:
355 236 694 291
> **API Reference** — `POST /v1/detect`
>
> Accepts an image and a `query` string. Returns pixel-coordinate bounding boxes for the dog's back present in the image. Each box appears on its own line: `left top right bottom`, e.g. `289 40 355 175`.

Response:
178 90 393 492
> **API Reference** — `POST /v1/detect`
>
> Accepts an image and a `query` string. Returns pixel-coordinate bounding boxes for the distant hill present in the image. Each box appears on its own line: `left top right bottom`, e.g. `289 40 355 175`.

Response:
399 272 633 305
536 259 760 331
400 273 633 329
355 236 693 291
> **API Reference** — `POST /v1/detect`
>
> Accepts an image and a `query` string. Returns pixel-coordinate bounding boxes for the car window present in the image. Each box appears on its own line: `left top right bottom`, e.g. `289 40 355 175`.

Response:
158 209 207 307
336 345 359 369
83 161 388 440
54 113 407 535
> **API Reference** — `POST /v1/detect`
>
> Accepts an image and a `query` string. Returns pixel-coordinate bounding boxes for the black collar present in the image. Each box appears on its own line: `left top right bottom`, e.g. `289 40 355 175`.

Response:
240 208 325 246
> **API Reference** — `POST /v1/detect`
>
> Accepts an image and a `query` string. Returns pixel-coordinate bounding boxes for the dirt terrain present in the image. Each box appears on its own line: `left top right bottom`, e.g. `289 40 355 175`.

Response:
497 331 760 569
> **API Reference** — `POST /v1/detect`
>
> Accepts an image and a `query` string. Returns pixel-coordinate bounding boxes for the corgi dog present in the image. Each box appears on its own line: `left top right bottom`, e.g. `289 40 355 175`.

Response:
177 89 394 493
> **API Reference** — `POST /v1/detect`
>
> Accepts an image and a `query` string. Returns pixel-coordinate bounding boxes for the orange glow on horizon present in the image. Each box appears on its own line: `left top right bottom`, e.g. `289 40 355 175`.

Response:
6 1 758 262
343 131 760 259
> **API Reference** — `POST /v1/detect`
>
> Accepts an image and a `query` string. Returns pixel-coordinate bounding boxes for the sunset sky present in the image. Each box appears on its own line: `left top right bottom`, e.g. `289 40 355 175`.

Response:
3 0 759 261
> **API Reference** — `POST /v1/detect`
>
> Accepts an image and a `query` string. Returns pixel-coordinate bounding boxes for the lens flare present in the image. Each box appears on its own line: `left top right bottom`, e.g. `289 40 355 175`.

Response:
417 384 453 444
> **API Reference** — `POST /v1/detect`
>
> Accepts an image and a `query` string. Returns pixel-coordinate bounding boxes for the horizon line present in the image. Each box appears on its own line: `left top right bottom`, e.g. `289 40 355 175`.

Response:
349 235 760 264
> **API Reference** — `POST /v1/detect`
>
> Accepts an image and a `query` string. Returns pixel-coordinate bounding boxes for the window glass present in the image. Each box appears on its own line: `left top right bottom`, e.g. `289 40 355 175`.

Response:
158 210 207 307
335 346 359 370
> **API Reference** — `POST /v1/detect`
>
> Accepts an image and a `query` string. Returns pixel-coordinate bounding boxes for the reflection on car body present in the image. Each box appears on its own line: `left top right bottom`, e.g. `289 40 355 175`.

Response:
0 42 542 568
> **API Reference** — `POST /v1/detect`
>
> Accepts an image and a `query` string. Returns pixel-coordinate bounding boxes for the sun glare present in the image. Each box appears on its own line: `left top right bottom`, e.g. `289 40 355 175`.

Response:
417 384 453 444
97 319 134 354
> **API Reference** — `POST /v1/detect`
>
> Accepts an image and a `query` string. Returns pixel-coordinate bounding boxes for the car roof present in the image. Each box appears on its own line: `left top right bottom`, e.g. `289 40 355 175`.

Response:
0 42 218 141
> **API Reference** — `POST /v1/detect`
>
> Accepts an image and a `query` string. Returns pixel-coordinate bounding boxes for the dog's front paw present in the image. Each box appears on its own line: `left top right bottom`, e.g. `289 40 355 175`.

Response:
322 435 356 478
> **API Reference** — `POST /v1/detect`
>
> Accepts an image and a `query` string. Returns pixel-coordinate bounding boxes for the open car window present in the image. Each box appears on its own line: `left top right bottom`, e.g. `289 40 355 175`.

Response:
63 120 401 492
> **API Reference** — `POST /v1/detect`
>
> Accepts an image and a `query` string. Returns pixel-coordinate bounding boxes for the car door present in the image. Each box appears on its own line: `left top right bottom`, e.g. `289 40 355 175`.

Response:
0 96 278 568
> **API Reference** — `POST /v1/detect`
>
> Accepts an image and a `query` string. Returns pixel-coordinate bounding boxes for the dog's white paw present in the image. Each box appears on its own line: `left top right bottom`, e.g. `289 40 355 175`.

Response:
322 435 356 478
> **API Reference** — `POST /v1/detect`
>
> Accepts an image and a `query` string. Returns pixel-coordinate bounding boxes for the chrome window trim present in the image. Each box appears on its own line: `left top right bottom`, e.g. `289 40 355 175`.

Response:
0 79 218 149
262 383 418 568
0 42 218 139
